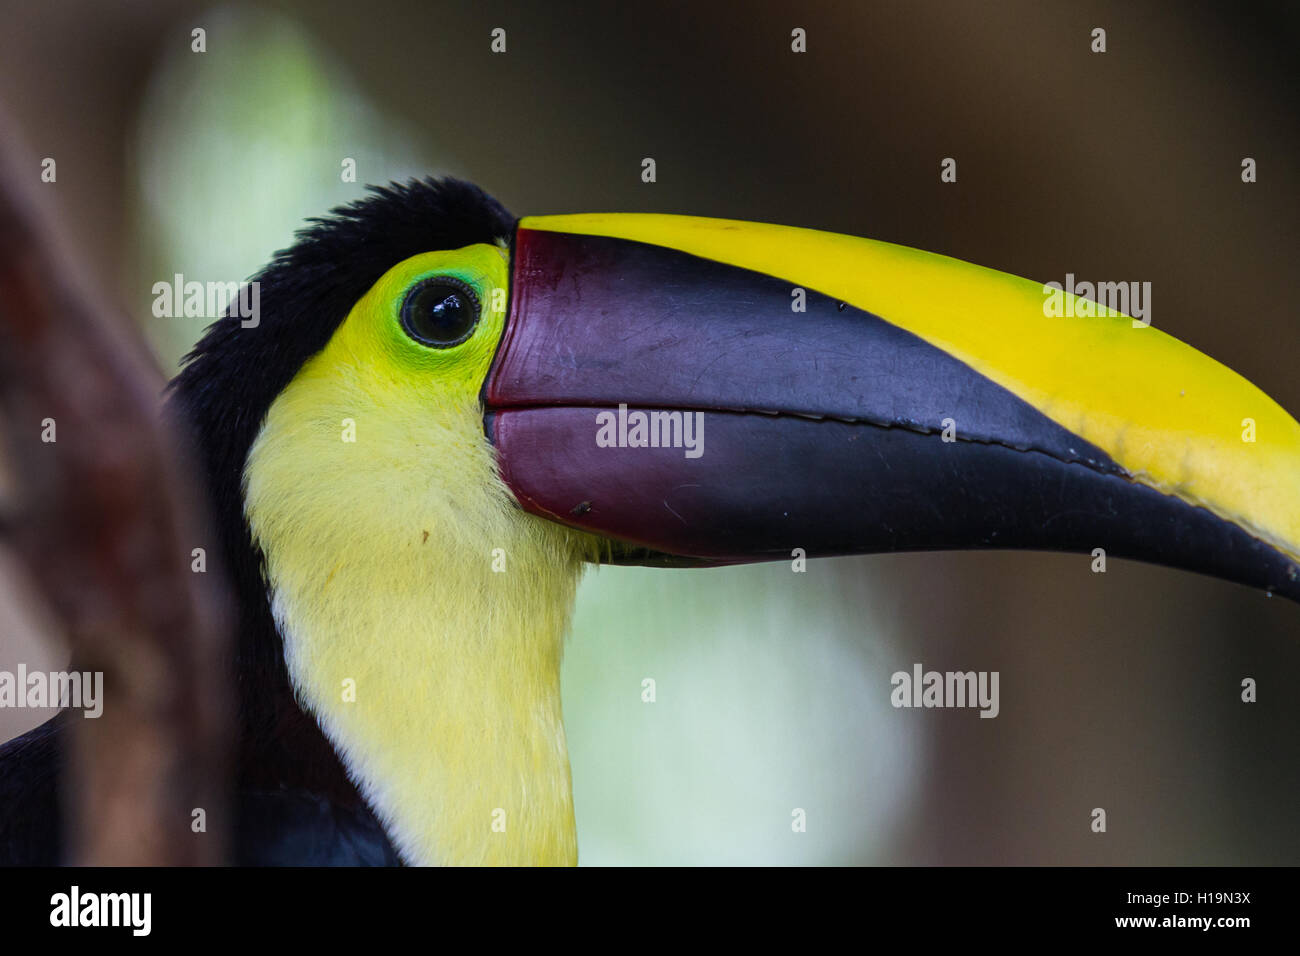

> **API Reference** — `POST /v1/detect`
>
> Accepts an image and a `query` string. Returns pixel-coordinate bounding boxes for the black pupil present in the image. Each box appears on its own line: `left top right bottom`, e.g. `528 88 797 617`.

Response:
401 280 479 347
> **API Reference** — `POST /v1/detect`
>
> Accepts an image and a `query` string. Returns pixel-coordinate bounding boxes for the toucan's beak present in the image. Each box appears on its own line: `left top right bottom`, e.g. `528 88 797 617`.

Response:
483 214 1300 601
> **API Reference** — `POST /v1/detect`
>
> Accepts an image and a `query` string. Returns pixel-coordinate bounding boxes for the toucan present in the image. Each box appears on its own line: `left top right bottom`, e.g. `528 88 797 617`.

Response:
1 178 1297 866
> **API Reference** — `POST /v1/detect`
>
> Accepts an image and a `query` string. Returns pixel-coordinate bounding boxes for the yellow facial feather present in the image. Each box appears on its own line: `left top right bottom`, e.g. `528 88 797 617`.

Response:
244 244 595 865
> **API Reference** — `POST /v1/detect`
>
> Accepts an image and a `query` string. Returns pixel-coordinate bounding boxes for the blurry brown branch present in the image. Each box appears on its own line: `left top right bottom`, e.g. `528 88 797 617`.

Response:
0 111 230 864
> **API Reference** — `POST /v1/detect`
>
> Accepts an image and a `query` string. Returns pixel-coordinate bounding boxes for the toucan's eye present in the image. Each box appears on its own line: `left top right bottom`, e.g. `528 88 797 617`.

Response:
400 278 480 348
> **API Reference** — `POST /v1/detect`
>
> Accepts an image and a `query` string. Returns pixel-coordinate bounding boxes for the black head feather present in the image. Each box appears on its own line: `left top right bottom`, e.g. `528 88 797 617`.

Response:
167 178 515 800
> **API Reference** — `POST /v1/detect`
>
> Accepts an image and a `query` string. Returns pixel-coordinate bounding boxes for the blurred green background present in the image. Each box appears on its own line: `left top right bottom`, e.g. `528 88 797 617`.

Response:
0 0 1297 864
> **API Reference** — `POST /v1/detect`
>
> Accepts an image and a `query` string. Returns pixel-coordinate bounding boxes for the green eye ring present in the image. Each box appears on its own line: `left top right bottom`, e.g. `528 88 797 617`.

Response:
399 276 481 348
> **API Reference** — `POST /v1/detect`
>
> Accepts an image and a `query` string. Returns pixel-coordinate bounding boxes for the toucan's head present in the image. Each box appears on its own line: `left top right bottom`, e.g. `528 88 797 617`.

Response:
170 178 1300 866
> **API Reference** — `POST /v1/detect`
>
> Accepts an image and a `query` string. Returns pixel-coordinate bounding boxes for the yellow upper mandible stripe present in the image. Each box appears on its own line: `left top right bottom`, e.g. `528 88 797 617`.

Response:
521 213 1300 566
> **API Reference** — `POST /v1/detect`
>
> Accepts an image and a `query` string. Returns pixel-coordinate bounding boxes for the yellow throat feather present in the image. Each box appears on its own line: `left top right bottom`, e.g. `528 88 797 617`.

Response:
243 244 594 865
